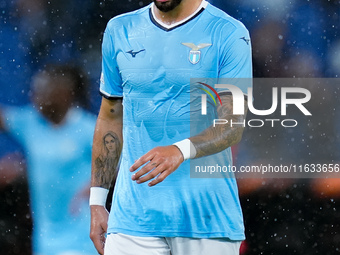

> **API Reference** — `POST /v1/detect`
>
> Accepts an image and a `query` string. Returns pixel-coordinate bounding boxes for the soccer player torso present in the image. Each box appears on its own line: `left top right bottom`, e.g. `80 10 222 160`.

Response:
101 0 251 141
101 1 251 240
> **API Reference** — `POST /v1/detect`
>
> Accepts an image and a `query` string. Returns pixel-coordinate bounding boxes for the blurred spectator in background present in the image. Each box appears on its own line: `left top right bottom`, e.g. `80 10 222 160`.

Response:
211 0 339 77
4 0 149 112
0 64 97 255
0 131 32 255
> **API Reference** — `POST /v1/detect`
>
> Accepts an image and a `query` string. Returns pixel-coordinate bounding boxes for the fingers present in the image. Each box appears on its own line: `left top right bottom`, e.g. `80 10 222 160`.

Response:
90 229 105 255
90 206 109 255
130 146 184 186
131 159 160 182
148 170 170 187
135 164 166 185
130 151 154 172
102 219 108 233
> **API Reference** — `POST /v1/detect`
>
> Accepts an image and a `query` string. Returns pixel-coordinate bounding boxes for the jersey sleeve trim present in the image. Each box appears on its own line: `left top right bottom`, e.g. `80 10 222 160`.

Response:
99 90 123 100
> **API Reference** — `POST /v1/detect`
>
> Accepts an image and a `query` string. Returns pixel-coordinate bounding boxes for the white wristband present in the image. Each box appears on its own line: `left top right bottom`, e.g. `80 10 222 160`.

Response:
173 139 197 160
89 187 109 206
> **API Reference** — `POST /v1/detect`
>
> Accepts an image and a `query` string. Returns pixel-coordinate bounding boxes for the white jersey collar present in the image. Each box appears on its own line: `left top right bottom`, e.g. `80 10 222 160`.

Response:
150 0 208 31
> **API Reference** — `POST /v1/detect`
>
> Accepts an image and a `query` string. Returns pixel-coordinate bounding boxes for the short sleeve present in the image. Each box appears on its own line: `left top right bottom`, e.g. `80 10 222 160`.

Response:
218 23 252 95
99 24 123 99
1 106 31 148
3 106 23 134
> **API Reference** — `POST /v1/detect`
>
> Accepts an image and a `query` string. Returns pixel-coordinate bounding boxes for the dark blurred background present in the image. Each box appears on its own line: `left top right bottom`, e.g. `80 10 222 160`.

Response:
0 0 340 254
1 0 339 109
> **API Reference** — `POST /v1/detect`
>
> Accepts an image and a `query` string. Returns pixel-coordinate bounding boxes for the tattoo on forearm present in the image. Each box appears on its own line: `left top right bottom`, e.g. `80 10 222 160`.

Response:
94 131 121 189
191 95 247 158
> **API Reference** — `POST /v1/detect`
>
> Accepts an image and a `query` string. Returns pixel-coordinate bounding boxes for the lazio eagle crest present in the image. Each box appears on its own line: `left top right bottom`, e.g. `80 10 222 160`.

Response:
181 43 212 64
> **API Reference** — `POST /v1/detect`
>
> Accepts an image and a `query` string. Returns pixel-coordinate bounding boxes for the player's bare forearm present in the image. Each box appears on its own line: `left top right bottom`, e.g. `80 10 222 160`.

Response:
190 94 247 158
90 98 122 254
91 97 123 189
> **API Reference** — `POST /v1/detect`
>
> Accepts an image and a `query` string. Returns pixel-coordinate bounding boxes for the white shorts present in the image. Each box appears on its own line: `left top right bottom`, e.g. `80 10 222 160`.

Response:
104 233 242 255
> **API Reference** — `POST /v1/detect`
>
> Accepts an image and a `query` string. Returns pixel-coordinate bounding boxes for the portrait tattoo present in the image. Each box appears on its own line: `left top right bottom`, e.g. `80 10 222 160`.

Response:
94 131 121 189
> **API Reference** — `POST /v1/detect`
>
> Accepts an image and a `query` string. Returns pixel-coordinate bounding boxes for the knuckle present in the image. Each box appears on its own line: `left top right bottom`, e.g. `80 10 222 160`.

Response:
137 157 144 164
89 232 96 240
137 178 145 183
151 158 159 165
149 172 156 178
138 169 147 175
157 176 165 182
146 165 154 171
135 171 143 177
139 170 149 176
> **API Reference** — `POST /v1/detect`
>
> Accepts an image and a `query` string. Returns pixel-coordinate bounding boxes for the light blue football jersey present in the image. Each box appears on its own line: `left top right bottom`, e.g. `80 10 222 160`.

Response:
100 0 252 240
3 105 97 255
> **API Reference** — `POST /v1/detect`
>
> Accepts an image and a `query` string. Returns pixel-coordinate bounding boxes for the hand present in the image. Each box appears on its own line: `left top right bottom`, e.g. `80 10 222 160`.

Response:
130 145 184 187
90 205 109 255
